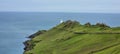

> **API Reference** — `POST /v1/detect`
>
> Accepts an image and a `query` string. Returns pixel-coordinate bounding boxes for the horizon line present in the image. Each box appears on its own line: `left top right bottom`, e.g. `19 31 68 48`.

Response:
0 11 120 14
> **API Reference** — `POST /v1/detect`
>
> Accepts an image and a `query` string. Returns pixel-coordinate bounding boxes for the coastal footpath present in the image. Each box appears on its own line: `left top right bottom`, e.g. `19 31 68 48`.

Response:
24 20 120 54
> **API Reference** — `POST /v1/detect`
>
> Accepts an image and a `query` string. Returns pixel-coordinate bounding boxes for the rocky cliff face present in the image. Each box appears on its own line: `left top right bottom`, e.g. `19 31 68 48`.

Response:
23 30 46 54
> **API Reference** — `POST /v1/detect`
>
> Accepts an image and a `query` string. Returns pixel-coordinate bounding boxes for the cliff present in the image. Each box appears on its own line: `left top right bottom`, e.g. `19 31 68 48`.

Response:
24 20 120 54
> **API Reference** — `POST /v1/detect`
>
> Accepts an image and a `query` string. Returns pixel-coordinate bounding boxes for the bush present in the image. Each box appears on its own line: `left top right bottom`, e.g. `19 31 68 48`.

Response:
96 23 110 28
85 22 91 27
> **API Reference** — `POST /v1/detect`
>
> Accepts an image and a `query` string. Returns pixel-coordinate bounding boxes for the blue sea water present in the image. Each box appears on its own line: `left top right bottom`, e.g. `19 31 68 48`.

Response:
0 12 120 54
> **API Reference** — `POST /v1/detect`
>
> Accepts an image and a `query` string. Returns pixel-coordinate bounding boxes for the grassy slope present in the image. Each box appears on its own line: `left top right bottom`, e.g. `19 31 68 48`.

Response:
24 20 120 54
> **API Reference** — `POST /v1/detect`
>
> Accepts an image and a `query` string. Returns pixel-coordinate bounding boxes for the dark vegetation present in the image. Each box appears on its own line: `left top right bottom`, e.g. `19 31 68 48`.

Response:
28 30 47 39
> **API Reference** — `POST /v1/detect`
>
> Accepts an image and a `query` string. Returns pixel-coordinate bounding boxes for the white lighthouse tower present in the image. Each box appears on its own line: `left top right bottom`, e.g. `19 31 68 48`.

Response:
60 19 63 23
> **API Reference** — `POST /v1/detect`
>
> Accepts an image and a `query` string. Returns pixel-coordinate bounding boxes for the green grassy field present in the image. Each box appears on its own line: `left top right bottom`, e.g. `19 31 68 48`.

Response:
24 20 120 54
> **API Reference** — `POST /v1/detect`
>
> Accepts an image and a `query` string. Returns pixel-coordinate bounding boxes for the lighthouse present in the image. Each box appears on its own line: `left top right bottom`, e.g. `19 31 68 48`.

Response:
60 19 63 23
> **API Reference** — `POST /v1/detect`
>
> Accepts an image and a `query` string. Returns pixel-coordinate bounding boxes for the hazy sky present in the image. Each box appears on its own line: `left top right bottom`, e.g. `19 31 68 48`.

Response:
0 0 120 13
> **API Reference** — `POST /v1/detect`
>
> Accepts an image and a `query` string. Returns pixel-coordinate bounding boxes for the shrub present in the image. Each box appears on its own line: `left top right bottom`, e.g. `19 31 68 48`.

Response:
85 22 91 27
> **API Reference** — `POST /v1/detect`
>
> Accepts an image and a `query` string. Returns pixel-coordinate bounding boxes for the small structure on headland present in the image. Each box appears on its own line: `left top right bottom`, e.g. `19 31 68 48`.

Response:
60 19 64 23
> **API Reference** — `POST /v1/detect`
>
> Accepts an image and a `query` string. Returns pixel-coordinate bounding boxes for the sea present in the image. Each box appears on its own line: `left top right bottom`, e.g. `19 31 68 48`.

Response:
0 12 120 54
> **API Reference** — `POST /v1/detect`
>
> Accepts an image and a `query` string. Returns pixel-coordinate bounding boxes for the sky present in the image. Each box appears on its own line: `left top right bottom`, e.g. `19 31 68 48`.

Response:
0 0 120 13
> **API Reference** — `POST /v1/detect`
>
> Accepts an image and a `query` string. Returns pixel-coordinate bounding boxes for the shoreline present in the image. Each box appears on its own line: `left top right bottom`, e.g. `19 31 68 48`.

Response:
23 30 47 54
